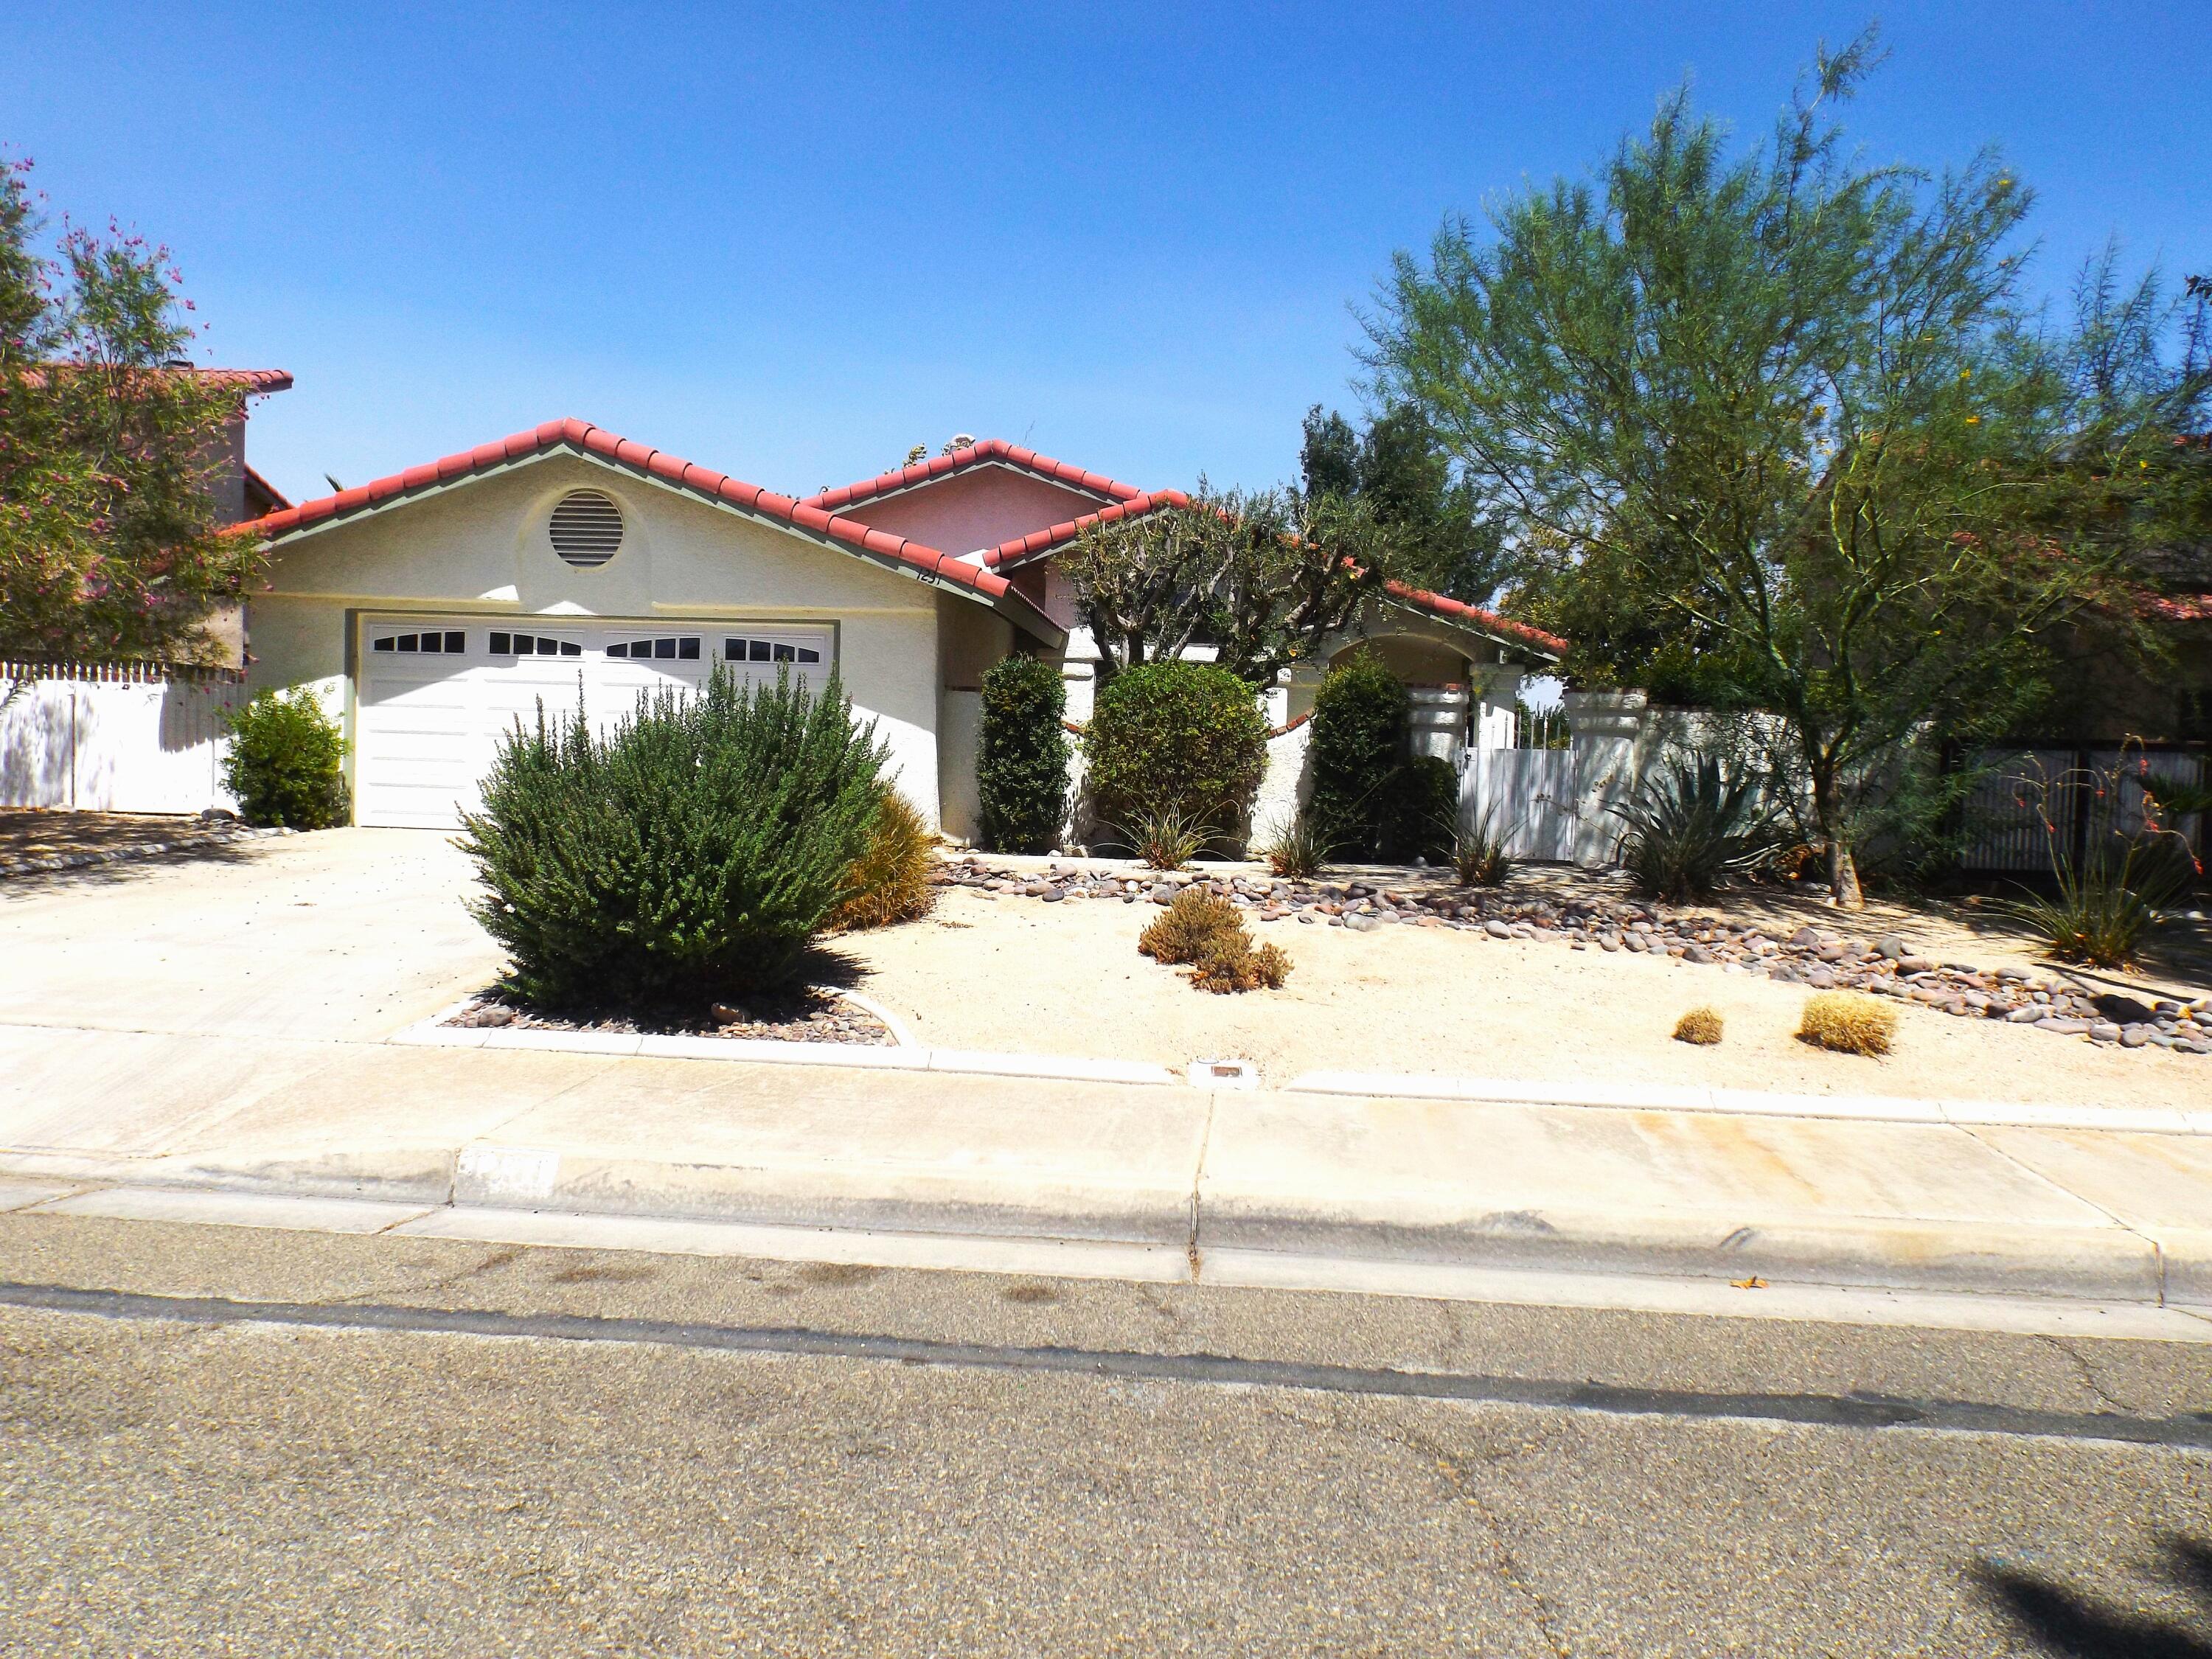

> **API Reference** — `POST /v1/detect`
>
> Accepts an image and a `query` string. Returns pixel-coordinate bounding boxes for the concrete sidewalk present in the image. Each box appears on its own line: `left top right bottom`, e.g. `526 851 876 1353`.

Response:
3 1020 2208 1307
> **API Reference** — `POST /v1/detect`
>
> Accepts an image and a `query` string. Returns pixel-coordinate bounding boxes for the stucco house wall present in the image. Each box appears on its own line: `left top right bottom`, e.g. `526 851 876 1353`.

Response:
249 452 952 821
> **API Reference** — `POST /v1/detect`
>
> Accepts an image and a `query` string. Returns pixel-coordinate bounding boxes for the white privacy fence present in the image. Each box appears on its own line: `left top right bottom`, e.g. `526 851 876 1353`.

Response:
1 662 245 813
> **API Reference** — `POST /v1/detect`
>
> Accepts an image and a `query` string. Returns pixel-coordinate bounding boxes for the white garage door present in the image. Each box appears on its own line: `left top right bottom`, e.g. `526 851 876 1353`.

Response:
355 618 834 829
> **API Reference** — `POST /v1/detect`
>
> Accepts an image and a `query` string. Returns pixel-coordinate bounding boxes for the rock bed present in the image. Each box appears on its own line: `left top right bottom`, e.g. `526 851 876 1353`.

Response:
443 990 894 1046
940 856 2212 1057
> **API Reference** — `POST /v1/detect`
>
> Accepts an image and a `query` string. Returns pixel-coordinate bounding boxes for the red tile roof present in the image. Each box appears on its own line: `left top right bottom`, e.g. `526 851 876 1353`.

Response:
979 487 1194 568
802 437 1150 515
1384 581 1569 657
228 417 1064 644
191 367 294 394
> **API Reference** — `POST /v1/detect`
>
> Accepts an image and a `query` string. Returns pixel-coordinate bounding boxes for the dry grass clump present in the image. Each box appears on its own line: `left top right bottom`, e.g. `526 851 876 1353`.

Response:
1138 888 1293 994
830 792 939 931
1672 1006 1724 1046
1797 991 1897 1057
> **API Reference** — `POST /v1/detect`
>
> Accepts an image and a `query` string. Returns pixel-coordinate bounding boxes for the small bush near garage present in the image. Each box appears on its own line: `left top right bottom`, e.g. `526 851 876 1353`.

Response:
219 688 350 829
1083 661 1268 842
1305 656 1408 859
461 668 889 1011
831 790 939 931
977 655 1069 853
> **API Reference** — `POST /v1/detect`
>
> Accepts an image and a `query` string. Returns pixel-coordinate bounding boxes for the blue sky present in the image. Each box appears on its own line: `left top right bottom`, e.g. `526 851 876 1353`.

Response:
7 3 2206 506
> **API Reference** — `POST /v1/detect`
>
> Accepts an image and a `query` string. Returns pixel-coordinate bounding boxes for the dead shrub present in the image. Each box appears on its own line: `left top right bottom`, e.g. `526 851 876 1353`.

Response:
830 791 939 931
1140 888 1292 993
1798 991 1896 1057
1672 1006 1724 1046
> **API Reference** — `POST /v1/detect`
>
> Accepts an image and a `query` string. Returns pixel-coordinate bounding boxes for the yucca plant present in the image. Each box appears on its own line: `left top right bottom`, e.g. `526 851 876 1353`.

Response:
460 667 888 1011
1119 804 1214 871
2003 835 2195 968
1610 755 1780 901
1452 801 1516 887
2006 750 2201 968
1260 809 1330 880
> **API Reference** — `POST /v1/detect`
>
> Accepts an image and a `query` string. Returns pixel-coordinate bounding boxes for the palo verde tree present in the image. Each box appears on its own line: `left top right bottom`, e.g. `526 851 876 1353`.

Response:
1060 482 1397 689
0 156 264 667
1363 29 2211 905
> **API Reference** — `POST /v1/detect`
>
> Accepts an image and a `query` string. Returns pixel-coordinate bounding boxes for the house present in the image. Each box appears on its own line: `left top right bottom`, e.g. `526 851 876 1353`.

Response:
234 421 1562 834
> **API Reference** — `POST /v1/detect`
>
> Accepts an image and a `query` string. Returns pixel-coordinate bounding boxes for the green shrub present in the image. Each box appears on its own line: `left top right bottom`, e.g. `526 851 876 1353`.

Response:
977 655 1069 853
1082 661 1267 834
1610 755 1780 900
460 668 888 1012
1383 754 1459 863
219 687 349 828
831 790 939 931
1305 656 1408 858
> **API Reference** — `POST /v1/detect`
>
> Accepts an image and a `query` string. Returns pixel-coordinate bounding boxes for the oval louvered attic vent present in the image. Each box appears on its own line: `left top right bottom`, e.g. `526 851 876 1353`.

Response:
548 489 625 567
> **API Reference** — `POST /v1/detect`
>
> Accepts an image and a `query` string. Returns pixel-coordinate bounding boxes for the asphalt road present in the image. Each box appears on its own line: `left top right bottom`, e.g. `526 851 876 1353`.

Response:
4 1213 2211 1658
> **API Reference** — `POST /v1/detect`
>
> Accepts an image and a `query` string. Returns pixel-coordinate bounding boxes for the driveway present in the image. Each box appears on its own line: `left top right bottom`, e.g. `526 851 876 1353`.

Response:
0 828 498 1040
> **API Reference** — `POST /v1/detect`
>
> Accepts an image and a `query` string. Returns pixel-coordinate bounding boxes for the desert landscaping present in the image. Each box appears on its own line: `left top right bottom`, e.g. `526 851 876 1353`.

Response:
841 855 2212 1108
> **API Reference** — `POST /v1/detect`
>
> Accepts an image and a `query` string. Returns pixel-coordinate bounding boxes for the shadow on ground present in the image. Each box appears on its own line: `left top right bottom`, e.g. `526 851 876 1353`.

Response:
1978 1536 2212 1658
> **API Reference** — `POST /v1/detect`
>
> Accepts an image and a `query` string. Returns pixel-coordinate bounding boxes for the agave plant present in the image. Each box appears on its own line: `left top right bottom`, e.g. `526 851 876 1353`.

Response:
1609 755 1780 901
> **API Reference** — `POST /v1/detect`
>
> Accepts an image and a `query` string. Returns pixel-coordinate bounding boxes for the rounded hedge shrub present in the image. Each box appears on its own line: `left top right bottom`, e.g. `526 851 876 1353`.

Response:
1082 660 1267 836
219 687 350 828
1305 655 1408 859
460 668 888 1012
976 655 1069 853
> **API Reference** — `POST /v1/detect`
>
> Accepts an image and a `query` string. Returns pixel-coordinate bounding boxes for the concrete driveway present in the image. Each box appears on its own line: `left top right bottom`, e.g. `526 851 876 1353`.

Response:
0 828 499 1040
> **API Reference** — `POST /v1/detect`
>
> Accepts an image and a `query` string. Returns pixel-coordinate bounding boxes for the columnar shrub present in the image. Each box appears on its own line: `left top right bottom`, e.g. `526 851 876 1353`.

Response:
219 687 349 829
1082 661 1268 837
461 668 888 1011
976 655 1069 853
1305 656 1408 859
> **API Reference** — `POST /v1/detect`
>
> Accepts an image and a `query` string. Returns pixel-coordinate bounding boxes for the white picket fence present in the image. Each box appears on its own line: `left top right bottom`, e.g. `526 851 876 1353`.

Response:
0 662 245 813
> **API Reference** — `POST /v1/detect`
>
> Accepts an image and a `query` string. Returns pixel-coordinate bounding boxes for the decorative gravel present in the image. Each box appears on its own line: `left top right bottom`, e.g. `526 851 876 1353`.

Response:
939 856 2212 1057
442 989 894 1045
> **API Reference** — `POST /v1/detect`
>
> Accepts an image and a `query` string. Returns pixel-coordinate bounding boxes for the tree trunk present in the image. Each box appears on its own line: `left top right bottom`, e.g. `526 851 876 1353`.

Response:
1811 762 1865 911
1826 838 1865 911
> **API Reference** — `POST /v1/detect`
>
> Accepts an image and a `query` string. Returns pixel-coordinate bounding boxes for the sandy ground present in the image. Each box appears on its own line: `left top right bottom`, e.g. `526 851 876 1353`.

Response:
842 881 2211 1110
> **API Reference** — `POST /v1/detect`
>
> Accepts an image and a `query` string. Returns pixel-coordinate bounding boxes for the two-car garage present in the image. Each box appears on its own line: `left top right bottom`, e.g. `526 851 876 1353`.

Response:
354 616 834 828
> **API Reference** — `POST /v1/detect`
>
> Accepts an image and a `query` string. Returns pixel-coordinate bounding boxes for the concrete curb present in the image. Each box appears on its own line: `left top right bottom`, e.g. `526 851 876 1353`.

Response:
1284 1069 2211 1137
7 1135 2204 1311
387 1017 1178 1088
